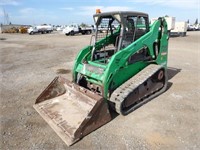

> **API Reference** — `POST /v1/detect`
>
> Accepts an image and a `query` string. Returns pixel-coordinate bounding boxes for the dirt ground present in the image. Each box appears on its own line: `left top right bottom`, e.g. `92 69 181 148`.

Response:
0 31 199 150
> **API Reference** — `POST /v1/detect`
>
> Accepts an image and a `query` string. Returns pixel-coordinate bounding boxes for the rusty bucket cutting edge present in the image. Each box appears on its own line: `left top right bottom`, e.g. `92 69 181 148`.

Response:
33 76 112 146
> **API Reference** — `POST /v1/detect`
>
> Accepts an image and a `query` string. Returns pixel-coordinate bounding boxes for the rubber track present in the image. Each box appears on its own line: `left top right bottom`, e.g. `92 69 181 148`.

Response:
110 64 167 115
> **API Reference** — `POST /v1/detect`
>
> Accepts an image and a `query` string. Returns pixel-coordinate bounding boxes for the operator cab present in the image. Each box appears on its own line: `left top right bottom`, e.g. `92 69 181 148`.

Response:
91 11 149 64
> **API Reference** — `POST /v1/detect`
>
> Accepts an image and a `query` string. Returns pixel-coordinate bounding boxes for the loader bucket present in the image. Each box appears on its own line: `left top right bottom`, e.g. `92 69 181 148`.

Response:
33 76 112 146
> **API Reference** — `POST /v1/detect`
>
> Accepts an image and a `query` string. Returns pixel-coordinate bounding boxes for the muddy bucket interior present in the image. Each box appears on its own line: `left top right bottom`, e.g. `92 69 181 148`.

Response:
33 76 112 146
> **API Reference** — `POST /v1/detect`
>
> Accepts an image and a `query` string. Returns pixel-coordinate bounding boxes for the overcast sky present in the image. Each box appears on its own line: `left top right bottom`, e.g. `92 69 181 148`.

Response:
0 0 199 25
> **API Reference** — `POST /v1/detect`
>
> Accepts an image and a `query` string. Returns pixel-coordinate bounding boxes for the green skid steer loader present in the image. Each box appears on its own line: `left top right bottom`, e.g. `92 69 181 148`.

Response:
34 11 169 146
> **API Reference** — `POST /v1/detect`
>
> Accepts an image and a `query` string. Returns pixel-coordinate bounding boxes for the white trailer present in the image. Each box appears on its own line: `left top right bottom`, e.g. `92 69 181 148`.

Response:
151 16 175 31
165 17 176 30
28 24 53 35
171 22 187 36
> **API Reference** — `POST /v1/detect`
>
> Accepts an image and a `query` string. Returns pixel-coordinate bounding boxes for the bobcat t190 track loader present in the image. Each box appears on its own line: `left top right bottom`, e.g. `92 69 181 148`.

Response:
33 11 169 146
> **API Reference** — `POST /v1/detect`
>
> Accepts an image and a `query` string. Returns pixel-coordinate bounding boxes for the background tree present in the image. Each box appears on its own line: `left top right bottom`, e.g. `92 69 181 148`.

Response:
194 18 198 25
80 23 87 27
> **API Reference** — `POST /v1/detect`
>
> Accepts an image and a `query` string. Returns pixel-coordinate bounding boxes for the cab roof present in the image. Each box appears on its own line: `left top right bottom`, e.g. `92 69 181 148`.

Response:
93 11 148 18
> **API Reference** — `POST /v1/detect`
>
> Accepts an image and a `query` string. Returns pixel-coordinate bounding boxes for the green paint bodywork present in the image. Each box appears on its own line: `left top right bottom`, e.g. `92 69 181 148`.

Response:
72 17 168 101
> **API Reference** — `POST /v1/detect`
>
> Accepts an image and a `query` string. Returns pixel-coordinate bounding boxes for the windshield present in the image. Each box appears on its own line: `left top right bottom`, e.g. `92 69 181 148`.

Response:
96 16 120 42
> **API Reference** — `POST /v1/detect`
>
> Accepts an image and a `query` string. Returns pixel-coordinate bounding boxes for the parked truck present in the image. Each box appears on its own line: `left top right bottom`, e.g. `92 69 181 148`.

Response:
171 22 187 36
187 23 200 31
28 24 53 35
63 24 93 36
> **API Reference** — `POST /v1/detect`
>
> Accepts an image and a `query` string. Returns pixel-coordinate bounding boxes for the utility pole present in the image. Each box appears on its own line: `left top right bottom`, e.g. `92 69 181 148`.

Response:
3 8 10 25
